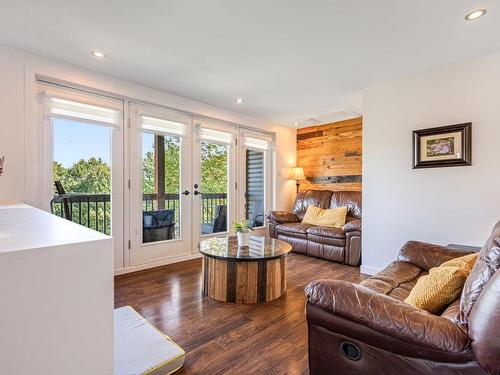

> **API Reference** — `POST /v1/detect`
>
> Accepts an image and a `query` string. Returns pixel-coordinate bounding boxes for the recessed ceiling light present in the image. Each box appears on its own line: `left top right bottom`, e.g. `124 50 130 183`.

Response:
91 50 106 59
293 122 300 126
235 98 244 104
465 9 486 21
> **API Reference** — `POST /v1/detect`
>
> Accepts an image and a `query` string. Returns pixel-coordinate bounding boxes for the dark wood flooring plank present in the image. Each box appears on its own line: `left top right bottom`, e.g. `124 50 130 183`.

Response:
115 253 367 374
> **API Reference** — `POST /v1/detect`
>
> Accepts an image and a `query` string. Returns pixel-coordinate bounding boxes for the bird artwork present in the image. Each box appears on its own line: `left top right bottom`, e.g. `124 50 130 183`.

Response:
0 155 4 176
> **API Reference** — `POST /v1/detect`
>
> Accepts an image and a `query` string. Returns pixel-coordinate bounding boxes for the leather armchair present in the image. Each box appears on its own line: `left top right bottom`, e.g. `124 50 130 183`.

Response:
267 190 362 266
305 222 500 375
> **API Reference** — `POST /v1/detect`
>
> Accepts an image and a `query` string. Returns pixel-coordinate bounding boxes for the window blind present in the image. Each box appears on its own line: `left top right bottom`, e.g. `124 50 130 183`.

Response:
140 115 187 137
199 127 234 144
244 136 270 151
48 97 121 126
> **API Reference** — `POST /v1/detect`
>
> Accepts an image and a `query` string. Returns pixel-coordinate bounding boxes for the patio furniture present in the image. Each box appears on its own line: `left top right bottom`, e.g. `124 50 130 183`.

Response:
143 209 175 243
201 204 227 234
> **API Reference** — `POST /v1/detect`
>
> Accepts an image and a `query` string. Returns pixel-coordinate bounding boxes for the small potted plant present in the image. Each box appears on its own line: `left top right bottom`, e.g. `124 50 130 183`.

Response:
233 219 254 247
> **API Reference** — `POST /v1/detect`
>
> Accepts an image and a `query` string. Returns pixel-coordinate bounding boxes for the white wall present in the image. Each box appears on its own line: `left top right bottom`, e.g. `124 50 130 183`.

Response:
0 43 296 210
0 205 113 375
362 52 500 274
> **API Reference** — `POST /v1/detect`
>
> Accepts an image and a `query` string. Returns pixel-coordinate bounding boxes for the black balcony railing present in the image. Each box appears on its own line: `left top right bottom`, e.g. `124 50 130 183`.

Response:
50 192 228 235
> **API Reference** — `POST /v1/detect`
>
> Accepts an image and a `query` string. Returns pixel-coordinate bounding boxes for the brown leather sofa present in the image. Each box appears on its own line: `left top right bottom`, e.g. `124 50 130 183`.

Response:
305 221 500 375
267 190 361 266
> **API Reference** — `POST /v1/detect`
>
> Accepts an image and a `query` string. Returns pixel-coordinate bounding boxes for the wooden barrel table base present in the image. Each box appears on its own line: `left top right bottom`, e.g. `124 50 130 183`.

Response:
199 236 292 304
203 256 287 303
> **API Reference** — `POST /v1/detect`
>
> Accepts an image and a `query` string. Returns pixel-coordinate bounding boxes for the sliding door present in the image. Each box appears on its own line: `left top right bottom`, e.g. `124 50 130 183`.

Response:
129 103 192 265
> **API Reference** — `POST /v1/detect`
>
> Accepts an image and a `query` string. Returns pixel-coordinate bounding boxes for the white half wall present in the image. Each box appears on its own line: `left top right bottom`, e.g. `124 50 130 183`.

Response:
0 43 296 211
362 52 500 274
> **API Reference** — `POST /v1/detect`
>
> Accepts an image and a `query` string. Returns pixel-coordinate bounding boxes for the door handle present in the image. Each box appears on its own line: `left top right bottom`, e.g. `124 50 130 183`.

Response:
193 190 201 196
182 190 190 196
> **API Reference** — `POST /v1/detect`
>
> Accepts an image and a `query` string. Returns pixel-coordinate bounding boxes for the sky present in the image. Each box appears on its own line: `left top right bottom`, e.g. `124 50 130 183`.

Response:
53 118 155 167
53 118 111 167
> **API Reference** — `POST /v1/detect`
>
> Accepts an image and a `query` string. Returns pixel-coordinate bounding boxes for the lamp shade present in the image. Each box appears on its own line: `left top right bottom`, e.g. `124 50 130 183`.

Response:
291 167 305 180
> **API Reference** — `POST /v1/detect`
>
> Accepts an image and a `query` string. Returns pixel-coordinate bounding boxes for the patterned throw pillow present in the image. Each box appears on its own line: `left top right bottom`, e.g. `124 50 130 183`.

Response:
405 253 478 313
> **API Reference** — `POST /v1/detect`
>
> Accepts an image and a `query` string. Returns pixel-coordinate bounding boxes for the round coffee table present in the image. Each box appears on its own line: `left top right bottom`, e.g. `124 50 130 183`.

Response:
199 235 292 304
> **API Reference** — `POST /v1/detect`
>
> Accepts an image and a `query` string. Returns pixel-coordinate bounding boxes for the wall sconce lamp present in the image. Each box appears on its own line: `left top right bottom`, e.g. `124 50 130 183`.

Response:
291 167 306 194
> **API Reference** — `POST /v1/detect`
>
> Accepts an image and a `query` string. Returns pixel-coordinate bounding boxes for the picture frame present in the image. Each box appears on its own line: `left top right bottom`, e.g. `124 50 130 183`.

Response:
413 122 472 169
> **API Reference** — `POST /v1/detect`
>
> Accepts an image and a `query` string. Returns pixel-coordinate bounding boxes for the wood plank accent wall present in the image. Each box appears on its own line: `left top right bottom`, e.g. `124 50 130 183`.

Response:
297 117 362 192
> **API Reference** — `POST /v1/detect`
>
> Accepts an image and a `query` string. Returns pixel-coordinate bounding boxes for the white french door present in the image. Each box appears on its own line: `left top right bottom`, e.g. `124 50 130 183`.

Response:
35 80 275 271
191 119 237 245
128 103 193 266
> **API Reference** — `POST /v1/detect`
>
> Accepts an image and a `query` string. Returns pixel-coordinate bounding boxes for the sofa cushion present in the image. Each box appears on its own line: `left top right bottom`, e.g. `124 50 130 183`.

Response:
293 190 333 221
276 222 315 238
307 226 346 239
306 226 346 247
360 261 423 296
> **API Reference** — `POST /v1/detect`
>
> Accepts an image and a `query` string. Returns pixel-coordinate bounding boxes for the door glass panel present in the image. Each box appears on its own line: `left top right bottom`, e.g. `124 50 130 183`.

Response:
142 133 181 243
200 141 228 234
246 149 265 227
51 118 112 235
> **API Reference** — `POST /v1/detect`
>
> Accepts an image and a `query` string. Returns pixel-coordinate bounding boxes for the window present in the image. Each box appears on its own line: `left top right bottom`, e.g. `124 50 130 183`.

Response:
241 132 273 228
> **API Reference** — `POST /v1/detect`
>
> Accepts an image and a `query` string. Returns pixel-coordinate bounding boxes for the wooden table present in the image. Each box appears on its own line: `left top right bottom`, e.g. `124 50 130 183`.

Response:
199 236 292 304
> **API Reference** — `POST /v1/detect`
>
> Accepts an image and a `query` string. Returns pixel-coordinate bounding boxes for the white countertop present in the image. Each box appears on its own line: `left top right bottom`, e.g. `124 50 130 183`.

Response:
0 204 110 253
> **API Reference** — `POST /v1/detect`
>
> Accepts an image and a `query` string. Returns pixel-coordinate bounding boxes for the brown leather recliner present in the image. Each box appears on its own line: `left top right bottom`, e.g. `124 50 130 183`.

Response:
267 190 361 266
305 221 500 375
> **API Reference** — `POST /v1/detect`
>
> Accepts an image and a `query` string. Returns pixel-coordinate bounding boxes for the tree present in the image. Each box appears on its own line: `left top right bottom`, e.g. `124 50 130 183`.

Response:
201 142 228 193
52 158 112 235
142 151 155 193
54 157 111 194
141 137 227 194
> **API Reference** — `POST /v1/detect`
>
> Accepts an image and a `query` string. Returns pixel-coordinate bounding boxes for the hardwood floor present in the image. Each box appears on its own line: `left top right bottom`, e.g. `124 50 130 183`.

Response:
114 253 367 375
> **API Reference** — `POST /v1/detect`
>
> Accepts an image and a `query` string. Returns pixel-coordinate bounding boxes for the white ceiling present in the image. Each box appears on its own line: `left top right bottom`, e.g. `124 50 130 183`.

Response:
1 0 500 127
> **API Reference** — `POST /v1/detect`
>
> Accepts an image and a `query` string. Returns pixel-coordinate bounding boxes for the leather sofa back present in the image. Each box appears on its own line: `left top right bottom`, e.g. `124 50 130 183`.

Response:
461 221 500 372
461 221 500 324
292 190 362 221
329 191 362 219
293 190 333 220
468 270 500 374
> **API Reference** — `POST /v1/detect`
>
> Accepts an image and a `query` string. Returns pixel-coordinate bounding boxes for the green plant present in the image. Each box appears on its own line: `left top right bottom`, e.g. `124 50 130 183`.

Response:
233 219 254 233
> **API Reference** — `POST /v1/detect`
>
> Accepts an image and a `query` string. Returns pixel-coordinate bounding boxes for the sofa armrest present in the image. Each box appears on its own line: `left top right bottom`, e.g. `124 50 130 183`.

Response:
305 279 469 353
398 241 476 271
266 211 298 224
342 219 361 233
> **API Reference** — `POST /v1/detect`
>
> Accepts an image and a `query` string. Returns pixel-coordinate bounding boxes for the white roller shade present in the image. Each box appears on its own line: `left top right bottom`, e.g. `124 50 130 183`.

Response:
141 115 187 137
48 97 121 126
244 136 270 151
199 127 234 144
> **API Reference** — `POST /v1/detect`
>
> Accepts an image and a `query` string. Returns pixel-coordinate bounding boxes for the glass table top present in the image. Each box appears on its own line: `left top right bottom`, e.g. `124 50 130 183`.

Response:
199 235 292 261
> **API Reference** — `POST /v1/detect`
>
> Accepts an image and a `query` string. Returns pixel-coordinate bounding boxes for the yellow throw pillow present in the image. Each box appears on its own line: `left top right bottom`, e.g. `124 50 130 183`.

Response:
440 253 478 274
405 253 478 313
302 205 347 228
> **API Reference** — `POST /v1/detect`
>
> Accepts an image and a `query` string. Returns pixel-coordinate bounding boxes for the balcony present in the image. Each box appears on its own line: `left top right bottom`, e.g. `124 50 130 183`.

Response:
51 192 228 236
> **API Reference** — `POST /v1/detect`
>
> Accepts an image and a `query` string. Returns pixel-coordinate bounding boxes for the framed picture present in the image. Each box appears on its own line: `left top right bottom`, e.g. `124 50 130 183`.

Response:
413 123 471 169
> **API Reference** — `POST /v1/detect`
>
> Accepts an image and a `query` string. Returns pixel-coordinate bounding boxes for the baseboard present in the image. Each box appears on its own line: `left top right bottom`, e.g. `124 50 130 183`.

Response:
114 253 202 275
360 265 382 275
